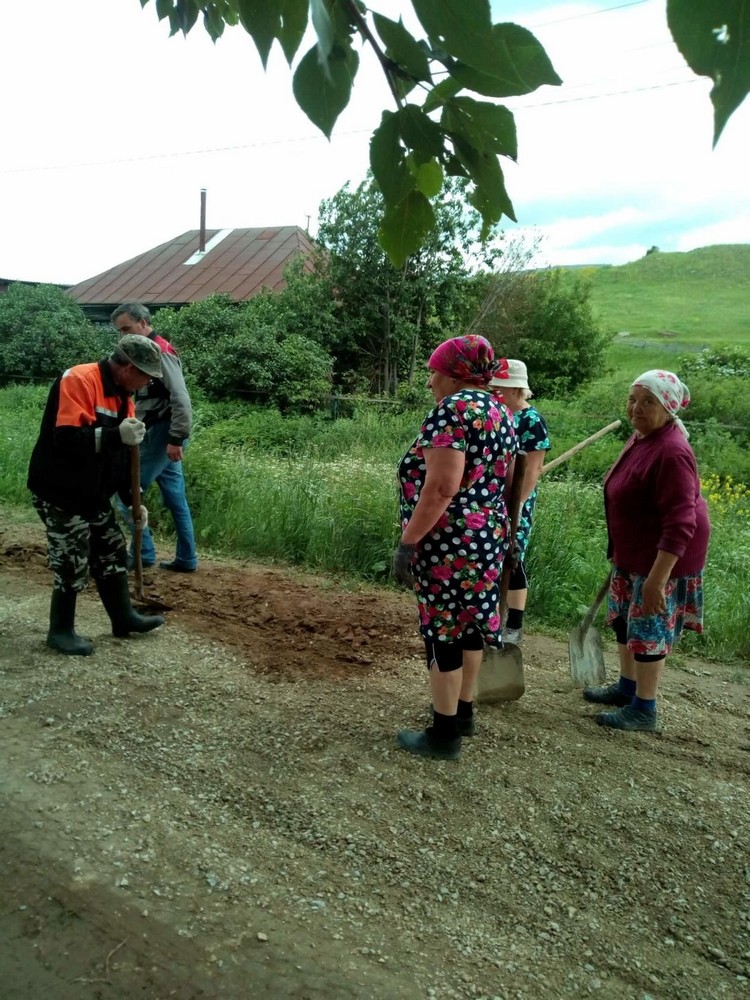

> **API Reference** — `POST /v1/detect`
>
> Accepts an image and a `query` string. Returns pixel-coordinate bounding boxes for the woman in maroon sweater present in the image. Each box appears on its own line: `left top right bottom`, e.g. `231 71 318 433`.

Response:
584 369 710 731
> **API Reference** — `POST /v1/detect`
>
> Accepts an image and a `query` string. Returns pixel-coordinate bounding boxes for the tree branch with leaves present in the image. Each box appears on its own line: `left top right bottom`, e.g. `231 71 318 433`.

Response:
140 0 749 265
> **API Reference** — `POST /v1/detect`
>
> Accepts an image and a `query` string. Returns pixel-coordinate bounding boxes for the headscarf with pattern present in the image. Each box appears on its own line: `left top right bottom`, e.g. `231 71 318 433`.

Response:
428 335 507 387
632 369 691 439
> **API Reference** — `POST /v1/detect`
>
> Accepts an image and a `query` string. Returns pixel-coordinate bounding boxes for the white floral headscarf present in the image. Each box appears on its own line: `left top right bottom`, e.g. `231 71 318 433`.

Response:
632 369 691 439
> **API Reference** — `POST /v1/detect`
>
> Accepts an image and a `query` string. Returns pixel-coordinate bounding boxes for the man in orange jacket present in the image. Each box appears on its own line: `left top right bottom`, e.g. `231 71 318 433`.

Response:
28 335 167 655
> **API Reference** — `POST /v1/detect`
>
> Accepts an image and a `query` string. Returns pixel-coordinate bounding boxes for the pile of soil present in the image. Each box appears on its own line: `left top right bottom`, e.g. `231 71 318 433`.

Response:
1 516 749 999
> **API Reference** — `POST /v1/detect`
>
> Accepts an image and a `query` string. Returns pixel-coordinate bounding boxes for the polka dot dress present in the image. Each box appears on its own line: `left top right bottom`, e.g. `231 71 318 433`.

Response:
398 389 517 647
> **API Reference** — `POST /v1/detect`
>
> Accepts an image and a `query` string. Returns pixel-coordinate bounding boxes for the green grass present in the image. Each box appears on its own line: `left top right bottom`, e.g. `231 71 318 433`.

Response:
577 244 750 345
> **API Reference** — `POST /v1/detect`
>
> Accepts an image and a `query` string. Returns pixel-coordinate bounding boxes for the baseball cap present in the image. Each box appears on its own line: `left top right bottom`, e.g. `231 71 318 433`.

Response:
112 334 163 379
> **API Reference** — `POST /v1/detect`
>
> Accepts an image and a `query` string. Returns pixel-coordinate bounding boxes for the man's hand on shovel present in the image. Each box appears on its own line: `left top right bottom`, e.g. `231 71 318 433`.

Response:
119 417 146 446
126 504 148 531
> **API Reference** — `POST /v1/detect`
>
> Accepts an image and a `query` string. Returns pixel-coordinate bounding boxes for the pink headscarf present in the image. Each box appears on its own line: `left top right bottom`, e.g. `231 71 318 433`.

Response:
632 369 691 438
428 335 506 387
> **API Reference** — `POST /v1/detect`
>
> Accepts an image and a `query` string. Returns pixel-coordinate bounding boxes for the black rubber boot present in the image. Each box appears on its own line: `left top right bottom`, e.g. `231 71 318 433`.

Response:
397 728 461 760
46 588 94 656
95 573 164 638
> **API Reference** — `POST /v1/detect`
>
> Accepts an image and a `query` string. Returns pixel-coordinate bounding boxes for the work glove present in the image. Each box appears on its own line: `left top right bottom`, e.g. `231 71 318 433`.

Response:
126 505 148 530
119 417 146 446
392 542 417 587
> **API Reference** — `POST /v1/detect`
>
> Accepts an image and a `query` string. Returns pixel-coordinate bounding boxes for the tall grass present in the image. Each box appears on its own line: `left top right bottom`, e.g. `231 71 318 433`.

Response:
184 447 398 578
0 384 48 503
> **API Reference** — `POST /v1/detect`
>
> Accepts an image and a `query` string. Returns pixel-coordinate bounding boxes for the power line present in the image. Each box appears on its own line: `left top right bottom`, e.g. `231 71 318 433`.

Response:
0 129 373 175
511 75 702 110
2 72 701 177
527 0 652 28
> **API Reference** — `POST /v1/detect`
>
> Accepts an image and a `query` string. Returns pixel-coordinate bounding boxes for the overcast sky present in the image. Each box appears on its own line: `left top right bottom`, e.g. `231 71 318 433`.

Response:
1 0 747 284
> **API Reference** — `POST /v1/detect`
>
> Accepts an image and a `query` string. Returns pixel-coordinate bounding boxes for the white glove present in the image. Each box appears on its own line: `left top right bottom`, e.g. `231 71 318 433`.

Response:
119 417 146 446
127 505 148 530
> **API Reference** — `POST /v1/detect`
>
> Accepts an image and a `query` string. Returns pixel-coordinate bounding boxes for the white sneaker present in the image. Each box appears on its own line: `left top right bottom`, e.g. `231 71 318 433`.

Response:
502 626 523 645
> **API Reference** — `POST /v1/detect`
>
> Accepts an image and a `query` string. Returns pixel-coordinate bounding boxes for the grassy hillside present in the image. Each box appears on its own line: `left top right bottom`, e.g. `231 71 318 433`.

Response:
571 244 750 347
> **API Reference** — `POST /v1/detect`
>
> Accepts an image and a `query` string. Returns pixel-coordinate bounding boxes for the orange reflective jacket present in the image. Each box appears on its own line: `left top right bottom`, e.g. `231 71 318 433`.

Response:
28 361 134 517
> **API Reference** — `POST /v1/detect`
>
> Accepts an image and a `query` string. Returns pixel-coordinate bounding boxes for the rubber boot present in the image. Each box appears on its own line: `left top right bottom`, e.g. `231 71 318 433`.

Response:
95 573 164 638
46 588 94 656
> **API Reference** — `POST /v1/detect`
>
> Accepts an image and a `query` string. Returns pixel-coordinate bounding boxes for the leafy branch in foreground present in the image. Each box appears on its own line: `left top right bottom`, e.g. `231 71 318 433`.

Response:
140 0 749 262
140 0 559 264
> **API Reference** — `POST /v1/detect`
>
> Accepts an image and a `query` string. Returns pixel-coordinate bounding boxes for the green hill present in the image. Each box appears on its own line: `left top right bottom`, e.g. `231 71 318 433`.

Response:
568 244 750 347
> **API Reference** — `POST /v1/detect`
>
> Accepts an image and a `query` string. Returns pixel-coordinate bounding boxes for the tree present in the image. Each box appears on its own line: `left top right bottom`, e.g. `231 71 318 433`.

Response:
470 269 608 398
139 1 750 264
315 175 513 394
0 284 111 384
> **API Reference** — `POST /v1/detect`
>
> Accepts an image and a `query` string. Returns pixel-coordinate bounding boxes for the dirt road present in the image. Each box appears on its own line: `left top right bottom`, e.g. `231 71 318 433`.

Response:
1 516 749 999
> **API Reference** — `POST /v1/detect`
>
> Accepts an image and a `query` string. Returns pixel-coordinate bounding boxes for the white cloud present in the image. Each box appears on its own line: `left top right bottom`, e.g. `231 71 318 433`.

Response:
675 214 750 252
541 242 648 267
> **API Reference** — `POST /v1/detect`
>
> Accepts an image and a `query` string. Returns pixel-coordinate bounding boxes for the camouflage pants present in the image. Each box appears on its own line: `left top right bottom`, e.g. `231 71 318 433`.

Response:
32 495 127 593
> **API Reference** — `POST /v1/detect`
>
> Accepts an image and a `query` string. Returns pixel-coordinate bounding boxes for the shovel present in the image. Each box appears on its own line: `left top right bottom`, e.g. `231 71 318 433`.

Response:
568 571 612 687
129 445 172 613
539 420 621 477
475 454 527 704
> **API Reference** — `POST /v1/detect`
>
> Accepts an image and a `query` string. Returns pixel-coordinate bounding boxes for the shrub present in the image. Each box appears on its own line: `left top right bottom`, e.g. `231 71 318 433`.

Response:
0 284 111 383
153 295 334 411
678 345 750 379
273 333 334 412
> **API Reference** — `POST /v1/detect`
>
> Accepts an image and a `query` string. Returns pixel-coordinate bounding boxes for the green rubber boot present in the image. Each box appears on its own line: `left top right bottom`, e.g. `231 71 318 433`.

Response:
94 573 164 638
46 588 94 656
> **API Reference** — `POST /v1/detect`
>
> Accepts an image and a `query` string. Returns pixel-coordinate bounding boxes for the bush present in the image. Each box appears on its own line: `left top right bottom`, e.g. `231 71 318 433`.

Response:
678 344 750 379
0 284 111 383
274 333 334 412
690 419 750 485
153 294 334 411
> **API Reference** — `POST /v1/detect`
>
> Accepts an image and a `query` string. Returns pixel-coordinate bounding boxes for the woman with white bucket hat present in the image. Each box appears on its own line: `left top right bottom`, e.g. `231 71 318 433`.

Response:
489 359 550 644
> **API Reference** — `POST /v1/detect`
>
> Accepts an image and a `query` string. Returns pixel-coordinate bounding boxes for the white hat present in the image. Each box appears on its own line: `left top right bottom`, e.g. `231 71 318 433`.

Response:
490 358 532 394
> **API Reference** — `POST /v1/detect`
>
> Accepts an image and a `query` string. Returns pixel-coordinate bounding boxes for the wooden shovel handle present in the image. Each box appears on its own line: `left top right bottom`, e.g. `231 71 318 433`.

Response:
498 453 527 625
129 445 144 600
540 420 621 476
579 570 613 635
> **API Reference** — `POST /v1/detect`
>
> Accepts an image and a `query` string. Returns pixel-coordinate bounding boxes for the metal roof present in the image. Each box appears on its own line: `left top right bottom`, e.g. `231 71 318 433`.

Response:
67 226 317 310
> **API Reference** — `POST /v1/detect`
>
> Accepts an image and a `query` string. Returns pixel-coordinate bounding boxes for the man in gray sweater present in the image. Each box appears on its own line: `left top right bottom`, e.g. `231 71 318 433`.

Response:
112 302 198 572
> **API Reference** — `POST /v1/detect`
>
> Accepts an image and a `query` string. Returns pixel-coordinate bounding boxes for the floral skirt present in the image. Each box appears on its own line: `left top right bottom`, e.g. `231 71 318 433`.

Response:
605 567 704 657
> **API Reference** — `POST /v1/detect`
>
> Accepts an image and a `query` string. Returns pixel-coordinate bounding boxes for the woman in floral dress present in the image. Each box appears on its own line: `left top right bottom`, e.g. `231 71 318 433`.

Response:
392 335 517 760
583 369 710 732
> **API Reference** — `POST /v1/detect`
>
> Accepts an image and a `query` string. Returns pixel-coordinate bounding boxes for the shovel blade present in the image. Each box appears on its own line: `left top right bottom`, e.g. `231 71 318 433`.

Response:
475 643 525 704
568 626 606 687
132 596 173 613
